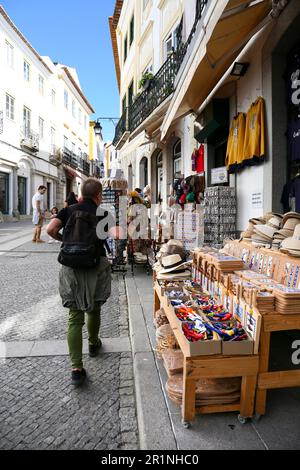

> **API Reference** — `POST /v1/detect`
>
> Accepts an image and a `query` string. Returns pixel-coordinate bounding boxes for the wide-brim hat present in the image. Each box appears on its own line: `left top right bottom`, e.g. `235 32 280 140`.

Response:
158 254 191 274
253 224 276 239
157 270 191 280
249 217 265 225
282 212 300 226
281 224 300 251
264 212 283 222
266 216 283 230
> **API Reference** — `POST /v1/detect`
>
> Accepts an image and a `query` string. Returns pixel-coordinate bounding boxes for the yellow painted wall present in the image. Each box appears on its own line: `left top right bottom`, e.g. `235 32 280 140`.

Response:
89 121 95 161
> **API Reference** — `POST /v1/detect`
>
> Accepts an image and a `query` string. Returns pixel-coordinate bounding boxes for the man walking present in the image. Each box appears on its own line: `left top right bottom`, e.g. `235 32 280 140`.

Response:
47 178 111 386
32 185 47 243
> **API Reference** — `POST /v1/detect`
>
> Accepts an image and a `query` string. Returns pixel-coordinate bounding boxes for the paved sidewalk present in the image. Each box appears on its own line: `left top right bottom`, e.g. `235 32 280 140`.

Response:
126 268 300 450
0 230 139 450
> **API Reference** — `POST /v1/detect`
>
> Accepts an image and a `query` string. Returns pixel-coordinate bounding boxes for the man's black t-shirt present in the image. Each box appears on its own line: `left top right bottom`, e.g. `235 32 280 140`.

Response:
57 199 107 257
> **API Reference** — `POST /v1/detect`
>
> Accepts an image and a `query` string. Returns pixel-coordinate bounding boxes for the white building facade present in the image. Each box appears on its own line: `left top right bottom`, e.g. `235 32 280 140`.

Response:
0 6 95 218
111 0 299 233
110 0 197 206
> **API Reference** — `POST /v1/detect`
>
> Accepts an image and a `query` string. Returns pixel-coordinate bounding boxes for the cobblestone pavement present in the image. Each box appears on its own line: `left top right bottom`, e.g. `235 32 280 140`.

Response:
0 354 138 450
0 231 139 450
0 249 127 341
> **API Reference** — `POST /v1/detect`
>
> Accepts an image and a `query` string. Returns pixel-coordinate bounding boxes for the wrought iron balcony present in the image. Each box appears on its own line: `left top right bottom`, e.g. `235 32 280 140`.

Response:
128 52 178 133
113 0 209 141
49 146 62 166
78 158 90 177
20 127 39 152
176 0 209 71
62 147 78 169
113 108 129 147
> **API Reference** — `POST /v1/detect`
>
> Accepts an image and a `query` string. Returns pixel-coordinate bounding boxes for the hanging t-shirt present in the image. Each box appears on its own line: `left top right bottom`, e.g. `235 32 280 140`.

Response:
196 145 204 173
287 118 300 161
191 146 205 173
243 97 265 164
225 113 246 171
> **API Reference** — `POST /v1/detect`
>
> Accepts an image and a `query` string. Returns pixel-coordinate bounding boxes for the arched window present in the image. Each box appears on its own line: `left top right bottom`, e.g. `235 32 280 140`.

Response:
173 139 182 180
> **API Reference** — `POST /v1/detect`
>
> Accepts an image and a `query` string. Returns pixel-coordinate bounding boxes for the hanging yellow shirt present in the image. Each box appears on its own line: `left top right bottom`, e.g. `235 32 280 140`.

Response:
226 112 246 171
243 97 265 163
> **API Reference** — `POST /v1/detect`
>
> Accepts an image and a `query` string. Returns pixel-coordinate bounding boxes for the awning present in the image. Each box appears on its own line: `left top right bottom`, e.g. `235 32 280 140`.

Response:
63 165 82 180
160 0 273 139
195 119 221 143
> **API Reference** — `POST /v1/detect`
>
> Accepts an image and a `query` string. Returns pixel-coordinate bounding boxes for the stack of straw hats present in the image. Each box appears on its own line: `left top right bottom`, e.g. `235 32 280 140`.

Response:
280 223 300 257
154 240 191 280
273 212 300 249
251 214 283 247
241 217 265 241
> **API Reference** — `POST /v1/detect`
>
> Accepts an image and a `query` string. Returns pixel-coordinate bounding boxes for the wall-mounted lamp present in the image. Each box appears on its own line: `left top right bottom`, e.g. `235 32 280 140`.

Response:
94 121 103 137
230 62 249 77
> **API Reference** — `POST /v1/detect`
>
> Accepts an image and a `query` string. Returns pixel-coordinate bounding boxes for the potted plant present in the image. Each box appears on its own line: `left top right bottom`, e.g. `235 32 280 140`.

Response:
138 72 154 91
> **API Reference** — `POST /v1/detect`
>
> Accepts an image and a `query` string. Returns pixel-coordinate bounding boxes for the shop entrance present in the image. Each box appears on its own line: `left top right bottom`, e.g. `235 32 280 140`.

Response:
0 172 9 214
66 177 73 199
17 176 27 215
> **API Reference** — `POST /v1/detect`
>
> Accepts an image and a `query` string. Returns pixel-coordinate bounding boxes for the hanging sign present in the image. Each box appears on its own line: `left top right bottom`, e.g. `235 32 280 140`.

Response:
211 167 228 185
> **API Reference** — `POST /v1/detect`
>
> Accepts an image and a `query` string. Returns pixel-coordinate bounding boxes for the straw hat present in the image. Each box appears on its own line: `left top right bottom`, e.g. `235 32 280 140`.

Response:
253 224 277 240
158 254 191 274
275 217 300 238
266 216 283 230
281 225 300 252
263 212 283 222
249 217 265 225
282 212 300 226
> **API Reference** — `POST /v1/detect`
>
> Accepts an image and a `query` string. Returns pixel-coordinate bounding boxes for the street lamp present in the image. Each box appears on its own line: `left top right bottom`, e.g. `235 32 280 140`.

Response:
94 121 103 136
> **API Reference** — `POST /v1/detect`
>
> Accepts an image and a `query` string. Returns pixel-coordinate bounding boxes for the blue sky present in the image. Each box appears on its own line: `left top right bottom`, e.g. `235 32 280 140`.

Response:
1 0 119 142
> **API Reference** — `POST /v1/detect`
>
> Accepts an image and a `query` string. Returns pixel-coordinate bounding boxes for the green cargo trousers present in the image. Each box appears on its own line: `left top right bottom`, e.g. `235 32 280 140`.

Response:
67 301 101 370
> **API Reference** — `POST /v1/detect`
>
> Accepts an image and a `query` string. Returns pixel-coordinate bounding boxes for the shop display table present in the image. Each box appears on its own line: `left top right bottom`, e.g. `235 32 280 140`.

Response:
154 281 259 426
255 312 300 418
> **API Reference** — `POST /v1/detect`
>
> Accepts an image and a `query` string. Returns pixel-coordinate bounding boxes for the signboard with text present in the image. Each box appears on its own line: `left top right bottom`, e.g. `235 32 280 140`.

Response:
211 167 228 185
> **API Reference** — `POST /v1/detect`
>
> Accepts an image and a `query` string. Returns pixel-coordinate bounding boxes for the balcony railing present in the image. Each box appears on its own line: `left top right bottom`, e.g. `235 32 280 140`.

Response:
113 108 129 146
62 148 78 169
20 127 39 152
113 0 209 142
78 158 90 177
49 146 62 166
176 0 208 71
128 52 178 133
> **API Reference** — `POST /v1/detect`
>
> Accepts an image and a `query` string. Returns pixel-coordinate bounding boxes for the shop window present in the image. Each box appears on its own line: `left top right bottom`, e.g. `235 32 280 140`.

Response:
18 176 27 215
173 139 182 180
139 157 148 188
